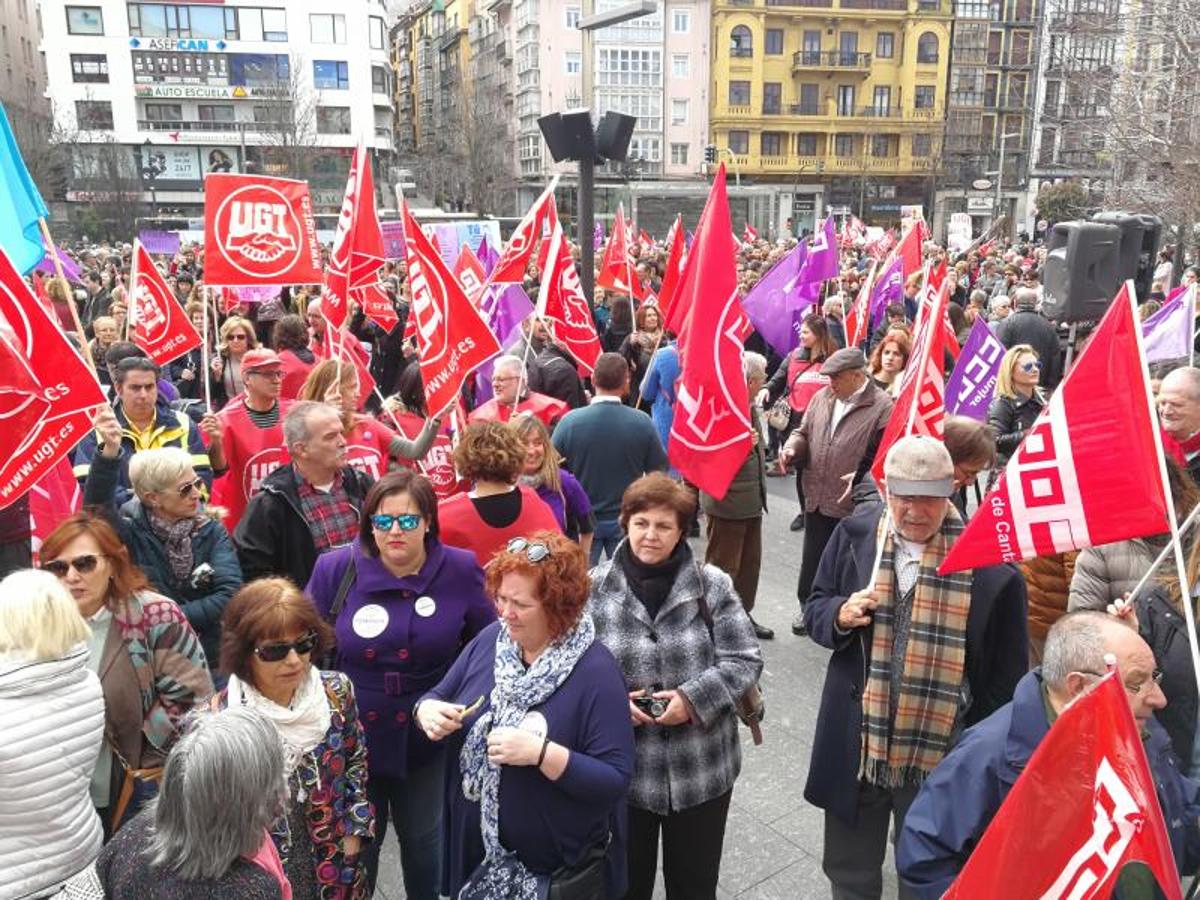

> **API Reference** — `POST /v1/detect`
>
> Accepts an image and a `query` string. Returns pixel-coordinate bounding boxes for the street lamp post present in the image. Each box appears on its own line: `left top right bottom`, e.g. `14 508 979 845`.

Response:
994 132 1021 240
141 138 164 219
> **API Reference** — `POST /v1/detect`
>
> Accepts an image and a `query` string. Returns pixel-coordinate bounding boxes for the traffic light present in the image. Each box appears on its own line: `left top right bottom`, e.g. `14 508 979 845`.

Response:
704 144 717 164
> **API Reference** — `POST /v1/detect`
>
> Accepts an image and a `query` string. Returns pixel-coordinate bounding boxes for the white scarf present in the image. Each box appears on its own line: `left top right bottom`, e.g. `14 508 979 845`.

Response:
226 667 332 782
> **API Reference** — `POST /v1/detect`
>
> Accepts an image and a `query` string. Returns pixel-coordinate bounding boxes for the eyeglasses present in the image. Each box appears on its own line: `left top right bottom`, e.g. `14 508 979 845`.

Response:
1019 361 1043 373
507 537 551 562
227 334 248 342
41 554 104 577
371 513 423 532
254 631 319 663
248 369 284 380
1075 668 1164 694
175 477 204 498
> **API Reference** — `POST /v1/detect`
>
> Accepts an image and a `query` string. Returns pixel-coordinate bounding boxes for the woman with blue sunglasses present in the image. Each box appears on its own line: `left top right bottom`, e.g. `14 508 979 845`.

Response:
305 469 496 900
987 343 1046 469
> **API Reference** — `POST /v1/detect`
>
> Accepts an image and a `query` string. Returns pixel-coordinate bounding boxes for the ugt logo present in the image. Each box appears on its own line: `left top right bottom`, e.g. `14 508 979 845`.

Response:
134 280 170 344
215 184 302 278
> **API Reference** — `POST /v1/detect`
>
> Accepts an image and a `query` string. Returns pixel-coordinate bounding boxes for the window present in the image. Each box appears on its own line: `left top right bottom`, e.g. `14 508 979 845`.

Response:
917 32 939 63
796 133 818 156
915 85 936 108
127 4 237 39
565 6 580 28
144 102 182 123
317 106 351 134
371 65 388 93
728 80 751 106
671 98 688 124
987 31 1002 65
1010 31 1030 66
310 13 346 44
730 25 752 57
836 84 855 115
765 29 784 55
198 103 235 122
839 31 858 64
672 9 689 33
834 133 855 157
596 49 662 88
763 82 781 114
76 100 113 129
370 16 385 50
313 60 349 90
728 130 749 154
761 132 784 156
797 83 819 114
912 134 932 156
71 53 108 83
672 54 689 78
66 6 103 34
876 32 895 59
871 135 892 156
670 142 689 165
240 7 287 41
565 51 581 74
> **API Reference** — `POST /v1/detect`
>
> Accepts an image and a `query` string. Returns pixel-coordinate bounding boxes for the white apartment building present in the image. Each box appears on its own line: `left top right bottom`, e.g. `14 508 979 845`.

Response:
40 0 394 223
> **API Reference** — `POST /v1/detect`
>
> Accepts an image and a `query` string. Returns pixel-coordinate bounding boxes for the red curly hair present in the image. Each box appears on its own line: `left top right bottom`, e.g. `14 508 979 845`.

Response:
484 531 590 641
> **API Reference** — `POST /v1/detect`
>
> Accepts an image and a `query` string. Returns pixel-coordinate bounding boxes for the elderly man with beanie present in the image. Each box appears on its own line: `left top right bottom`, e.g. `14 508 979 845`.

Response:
993 286 1061 388
803 435 1028 899
779 347 893 636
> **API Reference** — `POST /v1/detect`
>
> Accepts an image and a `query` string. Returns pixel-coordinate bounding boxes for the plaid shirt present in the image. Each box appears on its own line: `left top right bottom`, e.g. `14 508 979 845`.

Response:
588 543 763 815
296 470 359 553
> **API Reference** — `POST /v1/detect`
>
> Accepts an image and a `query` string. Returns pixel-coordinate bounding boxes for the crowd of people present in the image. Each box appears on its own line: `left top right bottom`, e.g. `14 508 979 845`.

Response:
2 223 1200 900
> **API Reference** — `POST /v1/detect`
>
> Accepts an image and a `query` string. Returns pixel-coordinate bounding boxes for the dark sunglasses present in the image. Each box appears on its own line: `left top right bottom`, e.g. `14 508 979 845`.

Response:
1019 360 1043 373
227 333 248 341
507 537 551 562
254 631 319 663
371 513 422 532
41 554 104 577
175 477 204 498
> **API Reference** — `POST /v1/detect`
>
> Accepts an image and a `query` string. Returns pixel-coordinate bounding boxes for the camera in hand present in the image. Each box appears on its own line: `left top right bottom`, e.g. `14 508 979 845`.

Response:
189 562 215 592
633 693 669 718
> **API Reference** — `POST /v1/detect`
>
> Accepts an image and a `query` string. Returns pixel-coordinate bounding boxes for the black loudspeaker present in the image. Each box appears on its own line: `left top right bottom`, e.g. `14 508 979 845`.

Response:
1091 211 1161 299
1042 221 1123 322
595 111 636 162
560 109 596 160
538 113 573 163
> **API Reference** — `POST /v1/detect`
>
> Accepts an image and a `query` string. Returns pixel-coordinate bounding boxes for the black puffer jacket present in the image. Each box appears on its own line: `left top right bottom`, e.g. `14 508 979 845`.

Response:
986 392 1045 463
1138 586 1199 766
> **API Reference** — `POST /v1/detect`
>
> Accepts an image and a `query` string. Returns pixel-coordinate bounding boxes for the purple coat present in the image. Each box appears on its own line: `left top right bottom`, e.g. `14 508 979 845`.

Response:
307 538 496 779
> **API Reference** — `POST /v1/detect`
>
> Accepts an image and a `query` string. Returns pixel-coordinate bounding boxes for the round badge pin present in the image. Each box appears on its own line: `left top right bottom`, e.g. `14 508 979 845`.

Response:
414 595 437 617
352 603 389 639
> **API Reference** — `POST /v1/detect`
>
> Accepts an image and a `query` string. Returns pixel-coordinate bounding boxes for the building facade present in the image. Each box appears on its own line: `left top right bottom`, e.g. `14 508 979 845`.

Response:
41 0 394 229
2 0 47 115
709 0 952 233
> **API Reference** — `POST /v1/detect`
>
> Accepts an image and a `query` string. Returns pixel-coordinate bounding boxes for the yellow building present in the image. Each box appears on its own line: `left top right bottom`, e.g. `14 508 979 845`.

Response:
710 0 952 227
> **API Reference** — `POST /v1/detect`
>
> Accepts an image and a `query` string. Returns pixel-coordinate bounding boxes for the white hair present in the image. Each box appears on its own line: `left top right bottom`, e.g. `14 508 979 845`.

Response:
0 569 90 661
128 447 194 498
743 351 768 382
1042 611 1116 691
493 354 526 379
283 400 336 450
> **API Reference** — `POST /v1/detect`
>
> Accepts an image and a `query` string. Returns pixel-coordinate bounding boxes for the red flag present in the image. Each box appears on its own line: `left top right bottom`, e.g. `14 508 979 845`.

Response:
453 244 488 306
940 282 1168 573
897 219 925 280
130 243 201 366
742 223 758 243
0 247 106 510
536 221 603 373
0 317 51 444
667 166 752 500
203 173 322 286
324 145 386 331
320 321 377 403
871 265 949 484
945 671 1182 900
845 267 874 348
638 228 653 247
29 459 80 564
490 179 558 284
354 282 399 333
403 202 502 416
659 215 687 333
597 204 645 299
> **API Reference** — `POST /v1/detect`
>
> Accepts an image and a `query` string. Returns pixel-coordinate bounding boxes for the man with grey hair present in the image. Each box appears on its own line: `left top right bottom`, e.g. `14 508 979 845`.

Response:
898 611 1199 898
235 400 372 585
468 353 568 429
1160 365 1200 483
804 435 1028 898
824 296 847 348
994 284 1061 387
700 351 773 639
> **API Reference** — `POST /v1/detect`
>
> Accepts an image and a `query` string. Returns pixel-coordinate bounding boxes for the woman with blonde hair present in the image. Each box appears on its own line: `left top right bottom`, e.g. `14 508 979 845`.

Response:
297 358 441 481
867 330 911 398
212 315 260 406
512 414 594 556
0 570 106 899
987 343 1046 466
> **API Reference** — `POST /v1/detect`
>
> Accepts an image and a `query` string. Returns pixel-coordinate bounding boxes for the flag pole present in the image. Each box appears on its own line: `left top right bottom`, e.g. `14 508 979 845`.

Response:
1132 278 1200 696
1127 501 1200 601
38 217 96 372
201 287 212 414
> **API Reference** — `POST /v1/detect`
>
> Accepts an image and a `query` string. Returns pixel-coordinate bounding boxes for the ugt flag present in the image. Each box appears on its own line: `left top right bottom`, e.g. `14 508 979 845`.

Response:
130 243 202 366
0 247 106 510
536 220 603 373
0 101 49 275
944 671 1182 899
489 177 558 285
668 165 753 500
324 145 385 330
944 317 1004 421
203 173 323 286
940 282 1169 573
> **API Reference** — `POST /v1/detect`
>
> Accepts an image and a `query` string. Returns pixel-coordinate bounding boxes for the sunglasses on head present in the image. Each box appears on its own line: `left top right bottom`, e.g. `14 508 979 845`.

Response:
371 513 422 532
41 554 104 577
254 631 319 663
507 537 551 562
1019 360 1043 372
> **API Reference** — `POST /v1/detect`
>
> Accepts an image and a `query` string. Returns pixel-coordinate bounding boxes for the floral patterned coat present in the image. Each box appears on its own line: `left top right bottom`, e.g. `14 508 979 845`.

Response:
219 669 375 900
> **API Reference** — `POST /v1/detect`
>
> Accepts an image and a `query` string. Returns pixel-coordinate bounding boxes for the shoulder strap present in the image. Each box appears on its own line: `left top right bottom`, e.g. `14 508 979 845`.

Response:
695 580 715 642
328 553 358 622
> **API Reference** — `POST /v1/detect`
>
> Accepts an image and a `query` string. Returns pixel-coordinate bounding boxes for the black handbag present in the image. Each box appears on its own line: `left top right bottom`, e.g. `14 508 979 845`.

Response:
547 841 609 900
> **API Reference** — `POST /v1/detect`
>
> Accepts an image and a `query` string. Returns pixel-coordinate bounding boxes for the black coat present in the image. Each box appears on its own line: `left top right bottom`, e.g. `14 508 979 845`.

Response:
994 309 1061 387
233 463 372 587
529 345 587 410
986 392 1044 463
802 501 1029 826
1138 587 1198 765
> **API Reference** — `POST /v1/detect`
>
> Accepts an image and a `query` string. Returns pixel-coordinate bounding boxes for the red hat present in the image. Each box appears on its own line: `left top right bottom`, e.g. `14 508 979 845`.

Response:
240 348 283 372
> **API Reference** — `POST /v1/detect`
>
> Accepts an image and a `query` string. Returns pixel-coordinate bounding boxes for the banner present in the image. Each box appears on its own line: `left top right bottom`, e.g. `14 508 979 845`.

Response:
945 317 1004 421
203 173 322 286
130 242 202 366
0 247 106 510
137 230 181 256
380 220 406 259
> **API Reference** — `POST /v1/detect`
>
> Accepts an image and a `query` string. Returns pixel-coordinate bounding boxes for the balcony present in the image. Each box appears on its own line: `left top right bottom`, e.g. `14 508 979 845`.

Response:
840 0 907 9
736 153 937 175
793 50 872 75
437 25 466 52
790 102 822 115
767 0 833 6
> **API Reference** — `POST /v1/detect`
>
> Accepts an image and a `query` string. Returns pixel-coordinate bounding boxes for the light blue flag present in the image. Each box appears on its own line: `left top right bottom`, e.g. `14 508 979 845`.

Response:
0 101 49 275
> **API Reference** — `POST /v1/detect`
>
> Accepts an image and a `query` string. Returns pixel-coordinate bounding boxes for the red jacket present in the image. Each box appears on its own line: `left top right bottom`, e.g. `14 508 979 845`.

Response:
437 485 561 566
279 349 316 400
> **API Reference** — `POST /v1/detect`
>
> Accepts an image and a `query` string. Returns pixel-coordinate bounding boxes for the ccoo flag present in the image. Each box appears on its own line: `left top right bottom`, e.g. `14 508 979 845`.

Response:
944 317 1004 421
0 101 50 275
739 241 808 357
940 282 1169 574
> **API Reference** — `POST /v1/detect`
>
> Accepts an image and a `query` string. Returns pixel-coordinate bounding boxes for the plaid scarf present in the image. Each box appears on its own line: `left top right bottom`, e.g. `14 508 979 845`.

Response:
860 505 972 788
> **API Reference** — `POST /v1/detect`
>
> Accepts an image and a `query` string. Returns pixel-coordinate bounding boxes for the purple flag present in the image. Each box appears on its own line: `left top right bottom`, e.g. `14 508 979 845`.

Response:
944 317 1005 421
1143 284 1197 363
477 234 499 276
137 230 180 255
380 221 405 259
796 216 839 286
739 243 807 356
593 221 604 251
473 282 536 402
869 256 903 330
34 248 82 283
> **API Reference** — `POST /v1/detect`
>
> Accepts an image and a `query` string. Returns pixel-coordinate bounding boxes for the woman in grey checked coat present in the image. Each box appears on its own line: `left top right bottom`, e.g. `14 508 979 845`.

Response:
588 473 763 900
